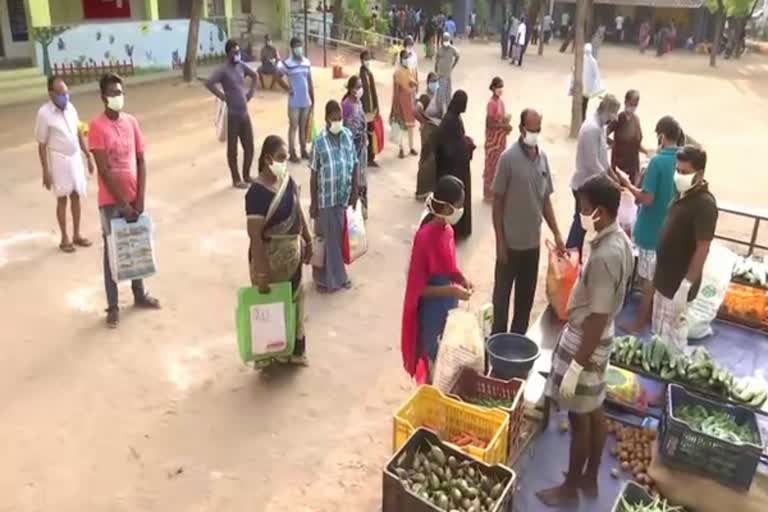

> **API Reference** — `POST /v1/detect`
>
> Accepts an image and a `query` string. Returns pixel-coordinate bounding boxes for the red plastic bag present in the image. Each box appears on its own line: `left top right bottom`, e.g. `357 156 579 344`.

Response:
372 114 385 155
546 240 580 321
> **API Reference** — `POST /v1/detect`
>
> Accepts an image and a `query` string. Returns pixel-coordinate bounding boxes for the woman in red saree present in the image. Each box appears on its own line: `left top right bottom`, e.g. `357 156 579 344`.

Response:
401 176 473 383
483 77 512 201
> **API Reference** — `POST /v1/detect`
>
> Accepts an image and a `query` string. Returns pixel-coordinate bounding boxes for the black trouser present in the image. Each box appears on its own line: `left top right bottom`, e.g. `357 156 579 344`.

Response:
544 30 552 44
491 247 541 335
227 114 255 183
517 43 528 66
501 31 509 58
581 96 589 124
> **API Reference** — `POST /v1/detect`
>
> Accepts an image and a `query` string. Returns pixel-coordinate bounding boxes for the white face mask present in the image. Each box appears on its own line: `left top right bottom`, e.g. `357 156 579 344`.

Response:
329 120 343 135
428 81 439 93
522 131 539 147
363 60 371 69
443 40 450 47
107 94 124 112
427 194 464 225
580 210 600 236
355 88 364 99
270 160 288 180
625 105 637 114
674 171 697 194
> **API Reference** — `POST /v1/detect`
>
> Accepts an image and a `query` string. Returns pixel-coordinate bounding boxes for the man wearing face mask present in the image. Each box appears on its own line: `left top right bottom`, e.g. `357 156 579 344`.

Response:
617 115 681 333
491 109 565 335
35 75 95 253
651 145 717 350
359 50 381 168
206 39 258 188
539 175 634 507
566 94 620 256
89 73 161 328
279 37 315 163
434 33 460 112
310 101 359 293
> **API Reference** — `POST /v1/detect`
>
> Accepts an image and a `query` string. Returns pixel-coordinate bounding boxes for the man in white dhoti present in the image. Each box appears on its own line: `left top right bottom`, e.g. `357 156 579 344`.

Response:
35 76 94 252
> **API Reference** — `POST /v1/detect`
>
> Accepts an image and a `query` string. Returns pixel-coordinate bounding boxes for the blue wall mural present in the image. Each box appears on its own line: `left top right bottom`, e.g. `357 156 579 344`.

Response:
33 19 228 76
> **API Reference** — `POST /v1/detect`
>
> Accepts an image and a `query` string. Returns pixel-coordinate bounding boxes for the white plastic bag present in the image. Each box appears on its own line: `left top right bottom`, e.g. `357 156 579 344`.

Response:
215 99 227 142
687 242 737 339
388 122 402 145
344 200 368 263
108 214 157 283
618 189 638 234
433 308 486 393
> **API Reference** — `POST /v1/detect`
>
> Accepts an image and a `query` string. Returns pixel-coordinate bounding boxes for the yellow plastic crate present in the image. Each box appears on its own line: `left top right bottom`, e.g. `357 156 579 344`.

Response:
393 385 510 465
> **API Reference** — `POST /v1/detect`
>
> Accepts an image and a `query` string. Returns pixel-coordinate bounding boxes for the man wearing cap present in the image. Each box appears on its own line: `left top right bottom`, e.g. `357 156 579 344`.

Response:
650 145 717 349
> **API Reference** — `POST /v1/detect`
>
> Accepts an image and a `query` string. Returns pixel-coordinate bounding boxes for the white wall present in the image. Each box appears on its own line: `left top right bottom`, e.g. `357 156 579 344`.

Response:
0 0 33 59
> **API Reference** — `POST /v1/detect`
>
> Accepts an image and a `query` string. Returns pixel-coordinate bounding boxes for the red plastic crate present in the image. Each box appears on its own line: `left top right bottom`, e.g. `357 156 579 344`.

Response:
448 368 526 455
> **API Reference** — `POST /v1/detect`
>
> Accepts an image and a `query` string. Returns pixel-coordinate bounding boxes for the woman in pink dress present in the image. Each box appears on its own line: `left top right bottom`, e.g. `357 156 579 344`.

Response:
483 77 512 201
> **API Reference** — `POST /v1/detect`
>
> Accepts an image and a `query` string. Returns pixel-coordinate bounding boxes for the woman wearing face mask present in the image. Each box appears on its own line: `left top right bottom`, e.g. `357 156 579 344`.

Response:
414 72 444 200
483 77 513 201
246 135 313 366
310 100 359 293
390 50 419 159
607 89 648 186
342 75 369 218
401 176 473 383
436 90 475 240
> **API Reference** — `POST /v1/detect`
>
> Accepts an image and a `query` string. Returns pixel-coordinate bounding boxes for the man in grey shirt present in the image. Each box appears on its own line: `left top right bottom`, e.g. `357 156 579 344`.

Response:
566 94 620 253
206 39 258 188
434 34 459 112
492 108 565 335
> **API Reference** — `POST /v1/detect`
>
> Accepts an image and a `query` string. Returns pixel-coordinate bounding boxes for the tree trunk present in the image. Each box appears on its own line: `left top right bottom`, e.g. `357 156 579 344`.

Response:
710 4 724 68
569 0 587 138
585 0 594 40
537 0 545 56
331 0 343 40
183 0 203 83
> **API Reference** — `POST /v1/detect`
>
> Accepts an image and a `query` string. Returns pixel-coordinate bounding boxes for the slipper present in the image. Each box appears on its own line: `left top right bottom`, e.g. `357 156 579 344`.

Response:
134 294 161 309
59 242 76 253
73 237 92 247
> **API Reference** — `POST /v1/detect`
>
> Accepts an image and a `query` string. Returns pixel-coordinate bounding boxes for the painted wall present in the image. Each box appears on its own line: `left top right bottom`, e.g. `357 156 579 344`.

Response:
50 0 85 25
33 19 228 75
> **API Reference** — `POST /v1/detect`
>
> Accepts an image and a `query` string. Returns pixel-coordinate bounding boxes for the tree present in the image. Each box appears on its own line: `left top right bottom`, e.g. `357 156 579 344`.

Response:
183 0 203 82
32 26 70 77
569 0 588 138
332 0 343 40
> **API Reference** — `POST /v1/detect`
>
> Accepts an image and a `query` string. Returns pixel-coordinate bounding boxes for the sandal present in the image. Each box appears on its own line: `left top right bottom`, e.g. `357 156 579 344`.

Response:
73 237 92 248
59 242 75 253
134 294 162 309
106 308 119 328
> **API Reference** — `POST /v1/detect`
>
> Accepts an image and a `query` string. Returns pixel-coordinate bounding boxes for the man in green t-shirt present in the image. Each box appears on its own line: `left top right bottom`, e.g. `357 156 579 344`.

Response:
617 115 681 332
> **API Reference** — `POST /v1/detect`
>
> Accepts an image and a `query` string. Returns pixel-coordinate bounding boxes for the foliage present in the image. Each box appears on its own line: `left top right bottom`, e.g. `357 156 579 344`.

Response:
705 0 754 16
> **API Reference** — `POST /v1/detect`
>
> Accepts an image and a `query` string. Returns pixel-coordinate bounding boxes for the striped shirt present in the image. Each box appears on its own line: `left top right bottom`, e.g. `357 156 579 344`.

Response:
278 56 312 109
310 128 358 208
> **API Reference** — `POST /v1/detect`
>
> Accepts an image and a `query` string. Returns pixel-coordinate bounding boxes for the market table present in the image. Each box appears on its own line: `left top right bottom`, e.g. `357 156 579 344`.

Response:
513 299 768 511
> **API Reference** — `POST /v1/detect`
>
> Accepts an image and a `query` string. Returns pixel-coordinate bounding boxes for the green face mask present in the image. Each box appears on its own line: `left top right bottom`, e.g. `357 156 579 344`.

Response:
293 47 304 58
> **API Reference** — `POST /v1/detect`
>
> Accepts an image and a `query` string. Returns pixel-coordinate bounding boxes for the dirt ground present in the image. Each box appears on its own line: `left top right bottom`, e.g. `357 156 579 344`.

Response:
1 43 767 512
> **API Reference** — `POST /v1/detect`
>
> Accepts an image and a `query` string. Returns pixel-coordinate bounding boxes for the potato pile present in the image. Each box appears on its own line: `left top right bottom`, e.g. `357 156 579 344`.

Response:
607 420 658 490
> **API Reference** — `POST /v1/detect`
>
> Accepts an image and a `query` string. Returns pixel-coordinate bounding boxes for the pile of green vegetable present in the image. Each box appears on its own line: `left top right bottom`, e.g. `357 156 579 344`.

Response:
467 397 516 409
392 444 507 511
610 336 768 407
619 494 686 512
675 404 760 445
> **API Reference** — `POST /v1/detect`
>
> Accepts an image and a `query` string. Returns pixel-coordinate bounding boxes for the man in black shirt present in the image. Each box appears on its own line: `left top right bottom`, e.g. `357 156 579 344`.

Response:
652 145 718 349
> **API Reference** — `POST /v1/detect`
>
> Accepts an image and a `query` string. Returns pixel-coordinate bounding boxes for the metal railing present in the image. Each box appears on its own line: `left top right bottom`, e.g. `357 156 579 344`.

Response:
289 13 401 54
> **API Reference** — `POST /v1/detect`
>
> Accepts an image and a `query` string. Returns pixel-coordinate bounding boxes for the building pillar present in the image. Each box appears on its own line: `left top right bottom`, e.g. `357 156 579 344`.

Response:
24 0 51 27
144 0 160 21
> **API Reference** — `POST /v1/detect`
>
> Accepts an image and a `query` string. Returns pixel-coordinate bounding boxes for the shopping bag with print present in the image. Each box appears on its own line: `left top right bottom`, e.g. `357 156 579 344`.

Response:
107 213 157 283
343 200 368 264
235 283 296 363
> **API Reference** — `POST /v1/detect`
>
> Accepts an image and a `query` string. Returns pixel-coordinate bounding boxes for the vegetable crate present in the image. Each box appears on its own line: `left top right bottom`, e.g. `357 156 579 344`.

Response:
718 282 768 331
610 481 676 512
383 428 516 512
394 385 510 465
448 368 526 455
659 384 763 491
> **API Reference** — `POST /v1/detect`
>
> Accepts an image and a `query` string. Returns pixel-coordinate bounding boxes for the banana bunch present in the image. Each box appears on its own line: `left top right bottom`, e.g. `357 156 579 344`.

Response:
610 337 768 409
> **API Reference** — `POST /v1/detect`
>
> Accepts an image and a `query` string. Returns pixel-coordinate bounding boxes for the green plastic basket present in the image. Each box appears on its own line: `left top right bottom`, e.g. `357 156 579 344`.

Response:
236 283 296 363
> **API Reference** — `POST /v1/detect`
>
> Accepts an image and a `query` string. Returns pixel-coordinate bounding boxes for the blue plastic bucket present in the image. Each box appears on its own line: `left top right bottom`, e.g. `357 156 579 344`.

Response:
486 333 540 379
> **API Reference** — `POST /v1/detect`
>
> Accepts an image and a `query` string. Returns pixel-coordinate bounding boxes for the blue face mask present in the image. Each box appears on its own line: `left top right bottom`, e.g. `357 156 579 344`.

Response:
428 81 439 93
53 93 69 109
